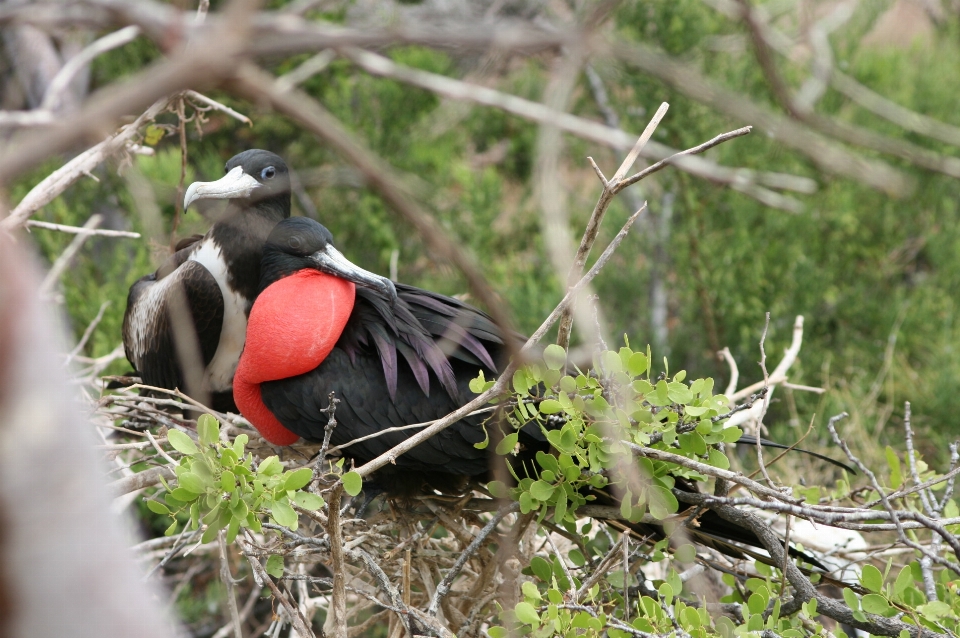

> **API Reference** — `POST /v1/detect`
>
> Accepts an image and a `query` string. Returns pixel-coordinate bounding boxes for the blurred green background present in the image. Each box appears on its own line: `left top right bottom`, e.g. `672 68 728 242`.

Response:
12 0 960 469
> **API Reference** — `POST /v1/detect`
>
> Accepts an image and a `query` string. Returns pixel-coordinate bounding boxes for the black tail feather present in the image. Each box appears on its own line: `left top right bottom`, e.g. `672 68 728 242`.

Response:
736 434 854 473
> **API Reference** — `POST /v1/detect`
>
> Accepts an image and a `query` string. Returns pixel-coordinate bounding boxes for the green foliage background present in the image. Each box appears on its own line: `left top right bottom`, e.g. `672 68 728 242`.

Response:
19 0 960 464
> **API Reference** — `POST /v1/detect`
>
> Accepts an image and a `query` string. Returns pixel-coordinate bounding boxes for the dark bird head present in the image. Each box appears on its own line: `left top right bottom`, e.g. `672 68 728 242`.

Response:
260 217 397 303
183 149 291 221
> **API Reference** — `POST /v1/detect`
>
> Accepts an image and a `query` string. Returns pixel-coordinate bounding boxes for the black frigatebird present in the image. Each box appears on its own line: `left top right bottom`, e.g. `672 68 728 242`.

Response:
234 217 846 565
122 150 291 412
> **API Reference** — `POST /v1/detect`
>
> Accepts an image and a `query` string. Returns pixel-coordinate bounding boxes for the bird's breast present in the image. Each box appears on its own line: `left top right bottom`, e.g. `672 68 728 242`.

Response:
189 239 247 392
238 271 356 383
234 270 356 446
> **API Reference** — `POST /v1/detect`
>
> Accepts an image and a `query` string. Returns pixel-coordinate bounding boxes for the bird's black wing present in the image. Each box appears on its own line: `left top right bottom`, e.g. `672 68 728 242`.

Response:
261 348 491 479
335 284 507 402
261 284 508 480
122 257 224 392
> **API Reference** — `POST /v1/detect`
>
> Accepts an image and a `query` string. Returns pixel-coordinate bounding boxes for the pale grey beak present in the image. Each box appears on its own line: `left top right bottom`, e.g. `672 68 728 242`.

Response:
310 245 397 304
183 166 261 209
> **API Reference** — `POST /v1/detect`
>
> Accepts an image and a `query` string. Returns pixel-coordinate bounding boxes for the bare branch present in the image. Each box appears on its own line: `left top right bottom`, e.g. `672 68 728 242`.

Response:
27 220 140 238
39 214 102 297
40 26 142 113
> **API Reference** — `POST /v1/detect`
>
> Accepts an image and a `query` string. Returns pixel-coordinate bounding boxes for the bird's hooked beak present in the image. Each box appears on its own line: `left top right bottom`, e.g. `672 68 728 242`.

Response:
310 245 398 304
183 166 261 210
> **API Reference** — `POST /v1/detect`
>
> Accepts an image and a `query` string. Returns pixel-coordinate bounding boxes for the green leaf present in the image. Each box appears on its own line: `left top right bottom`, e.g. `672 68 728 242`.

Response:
487 627 507 638
894 566 914 598
627 352 648 376
919 601 952 620
284 468 314 491
496 432 519 456
675 544 697 563
658 582 674 603
861 594 892 616
600 350 623 374
667 382 694 404
167 429 199 456
538 399 563 414
648 485 679 520
529 480 555 501
291 492 324 510
266 554 284 579
886 446 903 489
197 414 220 446
568 548 585 567
530 556 552 582
469 371 487 394
271 498 298 530
146 500 170 515
521 581 541 601
226 516 241 544
553 492 567 523
221 470 237 492
512 369 531 396
486 480 509 499
543 344 566 371
514 602 540 626
518 491 535 513
258 456 282 476
164 520 178 536
232 434 248 456
842 587 860 611
473 423 489 449
721 427 743 443
171 487 200 502
342 471 363 497
708 448 730 469
861 564 883 593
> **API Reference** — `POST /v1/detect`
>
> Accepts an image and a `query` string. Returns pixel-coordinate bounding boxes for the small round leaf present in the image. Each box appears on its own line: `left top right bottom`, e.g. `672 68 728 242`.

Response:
167 430 199 456
342 471 363 497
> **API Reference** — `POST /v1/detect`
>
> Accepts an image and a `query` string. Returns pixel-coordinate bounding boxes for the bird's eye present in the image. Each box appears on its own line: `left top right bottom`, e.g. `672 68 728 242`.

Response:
261 166 276 180
288 236 302 251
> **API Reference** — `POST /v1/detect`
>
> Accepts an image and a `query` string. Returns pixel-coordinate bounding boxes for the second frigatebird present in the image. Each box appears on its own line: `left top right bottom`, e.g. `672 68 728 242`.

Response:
123 150 291 411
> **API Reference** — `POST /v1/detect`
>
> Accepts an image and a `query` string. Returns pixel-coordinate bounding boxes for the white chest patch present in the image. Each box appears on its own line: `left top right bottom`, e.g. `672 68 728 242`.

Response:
189 239 249 393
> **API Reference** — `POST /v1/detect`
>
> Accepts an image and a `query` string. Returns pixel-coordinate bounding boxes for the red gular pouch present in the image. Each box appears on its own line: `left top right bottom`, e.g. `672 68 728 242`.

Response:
234 270 356 445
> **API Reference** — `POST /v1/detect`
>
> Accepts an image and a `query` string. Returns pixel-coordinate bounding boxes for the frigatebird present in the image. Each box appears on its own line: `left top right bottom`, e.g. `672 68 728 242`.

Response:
122 150 291 412
234 217 847 565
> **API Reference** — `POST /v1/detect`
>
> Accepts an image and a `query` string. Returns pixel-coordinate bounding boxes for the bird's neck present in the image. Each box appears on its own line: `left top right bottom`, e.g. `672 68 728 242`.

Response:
234 270 356 445
210 202 289 302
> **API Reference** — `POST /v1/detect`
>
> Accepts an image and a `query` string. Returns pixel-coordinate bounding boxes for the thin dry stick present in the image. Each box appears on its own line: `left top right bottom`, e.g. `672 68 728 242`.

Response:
27 220 141 238
342 47 812 204
556 102 669 349
537 48 599 351
719 347 739 396
754 312 774 485
65 300 111 364
171 97 188 246
241 531 316 638
40 26 142 112
427 501 519 615
826 414 960 574
326 485 347 638
2 97 170 230
218 530 243 638
39 214 102 297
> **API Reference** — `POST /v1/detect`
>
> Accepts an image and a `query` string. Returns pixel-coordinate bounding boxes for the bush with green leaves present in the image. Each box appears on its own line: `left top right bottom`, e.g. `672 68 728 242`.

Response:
469 344 960 638
148 414 326 544
476 342 741 528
